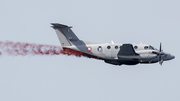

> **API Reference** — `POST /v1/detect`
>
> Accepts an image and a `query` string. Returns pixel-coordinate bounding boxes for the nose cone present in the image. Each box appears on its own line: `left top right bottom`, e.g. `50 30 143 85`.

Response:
170 55 175 60
164 54 175 61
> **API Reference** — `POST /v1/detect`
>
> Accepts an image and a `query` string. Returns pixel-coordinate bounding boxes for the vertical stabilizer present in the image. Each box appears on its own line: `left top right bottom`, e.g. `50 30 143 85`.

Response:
51 23 82 46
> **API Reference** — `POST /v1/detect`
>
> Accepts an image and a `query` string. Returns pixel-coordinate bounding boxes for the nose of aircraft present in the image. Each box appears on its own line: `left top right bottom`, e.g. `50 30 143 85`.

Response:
170 55 175 60
164 54 175 61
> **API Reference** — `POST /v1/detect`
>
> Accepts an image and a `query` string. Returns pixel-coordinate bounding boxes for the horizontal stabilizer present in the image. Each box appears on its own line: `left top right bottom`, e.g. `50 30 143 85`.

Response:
51 23 72 28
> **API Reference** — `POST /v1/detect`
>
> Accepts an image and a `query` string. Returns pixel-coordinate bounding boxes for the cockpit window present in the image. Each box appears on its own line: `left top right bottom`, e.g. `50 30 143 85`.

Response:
149 46 154 50
149 45 157 50
134 46 138 49
144 46 149 50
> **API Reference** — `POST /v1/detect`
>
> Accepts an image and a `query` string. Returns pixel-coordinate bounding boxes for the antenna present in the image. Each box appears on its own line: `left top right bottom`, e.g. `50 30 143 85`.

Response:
111 41 114 44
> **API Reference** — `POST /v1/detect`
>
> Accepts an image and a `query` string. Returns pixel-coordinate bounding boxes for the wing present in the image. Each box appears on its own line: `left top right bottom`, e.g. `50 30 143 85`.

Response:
118 44 139 56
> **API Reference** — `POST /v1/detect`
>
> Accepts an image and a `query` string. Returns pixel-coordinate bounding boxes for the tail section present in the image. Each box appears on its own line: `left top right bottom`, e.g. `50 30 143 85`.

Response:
51 23 82 46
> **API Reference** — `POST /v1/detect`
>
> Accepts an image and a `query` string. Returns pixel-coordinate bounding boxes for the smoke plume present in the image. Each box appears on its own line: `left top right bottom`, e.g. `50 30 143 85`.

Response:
0 41 62 56
0 41 103 60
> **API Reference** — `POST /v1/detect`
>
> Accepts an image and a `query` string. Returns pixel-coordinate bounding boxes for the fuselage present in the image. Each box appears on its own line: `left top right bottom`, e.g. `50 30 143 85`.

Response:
63 43 175 65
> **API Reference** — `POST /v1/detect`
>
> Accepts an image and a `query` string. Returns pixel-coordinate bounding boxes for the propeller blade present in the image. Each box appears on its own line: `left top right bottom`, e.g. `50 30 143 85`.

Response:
159 60 163 65
160 43 162 52
158 43 164 65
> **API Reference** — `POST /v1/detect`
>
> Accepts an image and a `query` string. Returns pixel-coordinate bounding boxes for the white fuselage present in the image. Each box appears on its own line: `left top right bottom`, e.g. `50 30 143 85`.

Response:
63 43 174 65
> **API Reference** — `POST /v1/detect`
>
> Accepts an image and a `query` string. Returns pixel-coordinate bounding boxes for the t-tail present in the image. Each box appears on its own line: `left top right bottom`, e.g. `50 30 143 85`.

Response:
51 23 82 47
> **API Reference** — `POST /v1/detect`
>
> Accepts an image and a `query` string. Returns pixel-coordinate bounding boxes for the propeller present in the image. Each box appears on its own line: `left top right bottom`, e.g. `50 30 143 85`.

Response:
159 43 166 65
152 43 165 65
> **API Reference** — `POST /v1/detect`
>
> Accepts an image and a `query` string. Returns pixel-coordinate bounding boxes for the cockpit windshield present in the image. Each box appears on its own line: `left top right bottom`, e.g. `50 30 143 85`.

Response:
149 45 157 50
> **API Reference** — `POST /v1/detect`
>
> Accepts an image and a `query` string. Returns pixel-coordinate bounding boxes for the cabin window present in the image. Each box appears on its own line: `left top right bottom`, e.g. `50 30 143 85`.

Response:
115 46 118 49
144 46 148 50
107 46 111 49
97 46 102 52
134 46 138 49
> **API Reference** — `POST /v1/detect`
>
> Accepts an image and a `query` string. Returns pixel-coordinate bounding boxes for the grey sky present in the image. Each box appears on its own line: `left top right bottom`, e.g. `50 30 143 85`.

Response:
0 0 179 101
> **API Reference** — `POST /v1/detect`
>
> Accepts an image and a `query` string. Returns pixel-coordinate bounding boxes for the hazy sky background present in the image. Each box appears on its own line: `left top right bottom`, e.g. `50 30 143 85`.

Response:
0 0 179 101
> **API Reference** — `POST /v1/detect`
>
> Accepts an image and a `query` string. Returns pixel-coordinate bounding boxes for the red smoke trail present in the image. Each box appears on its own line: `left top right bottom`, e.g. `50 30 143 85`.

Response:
0 41 104 60
0 41 62 56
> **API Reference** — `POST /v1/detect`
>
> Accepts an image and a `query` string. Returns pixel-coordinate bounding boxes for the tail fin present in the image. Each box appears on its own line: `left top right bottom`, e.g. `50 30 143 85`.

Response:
51 23 82 46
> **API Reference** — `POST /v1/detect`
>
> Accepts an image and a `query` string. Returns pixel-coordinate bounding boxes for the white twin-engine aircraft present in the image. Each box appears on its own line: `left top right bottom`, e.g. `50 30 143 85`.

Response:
51 23 175 66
